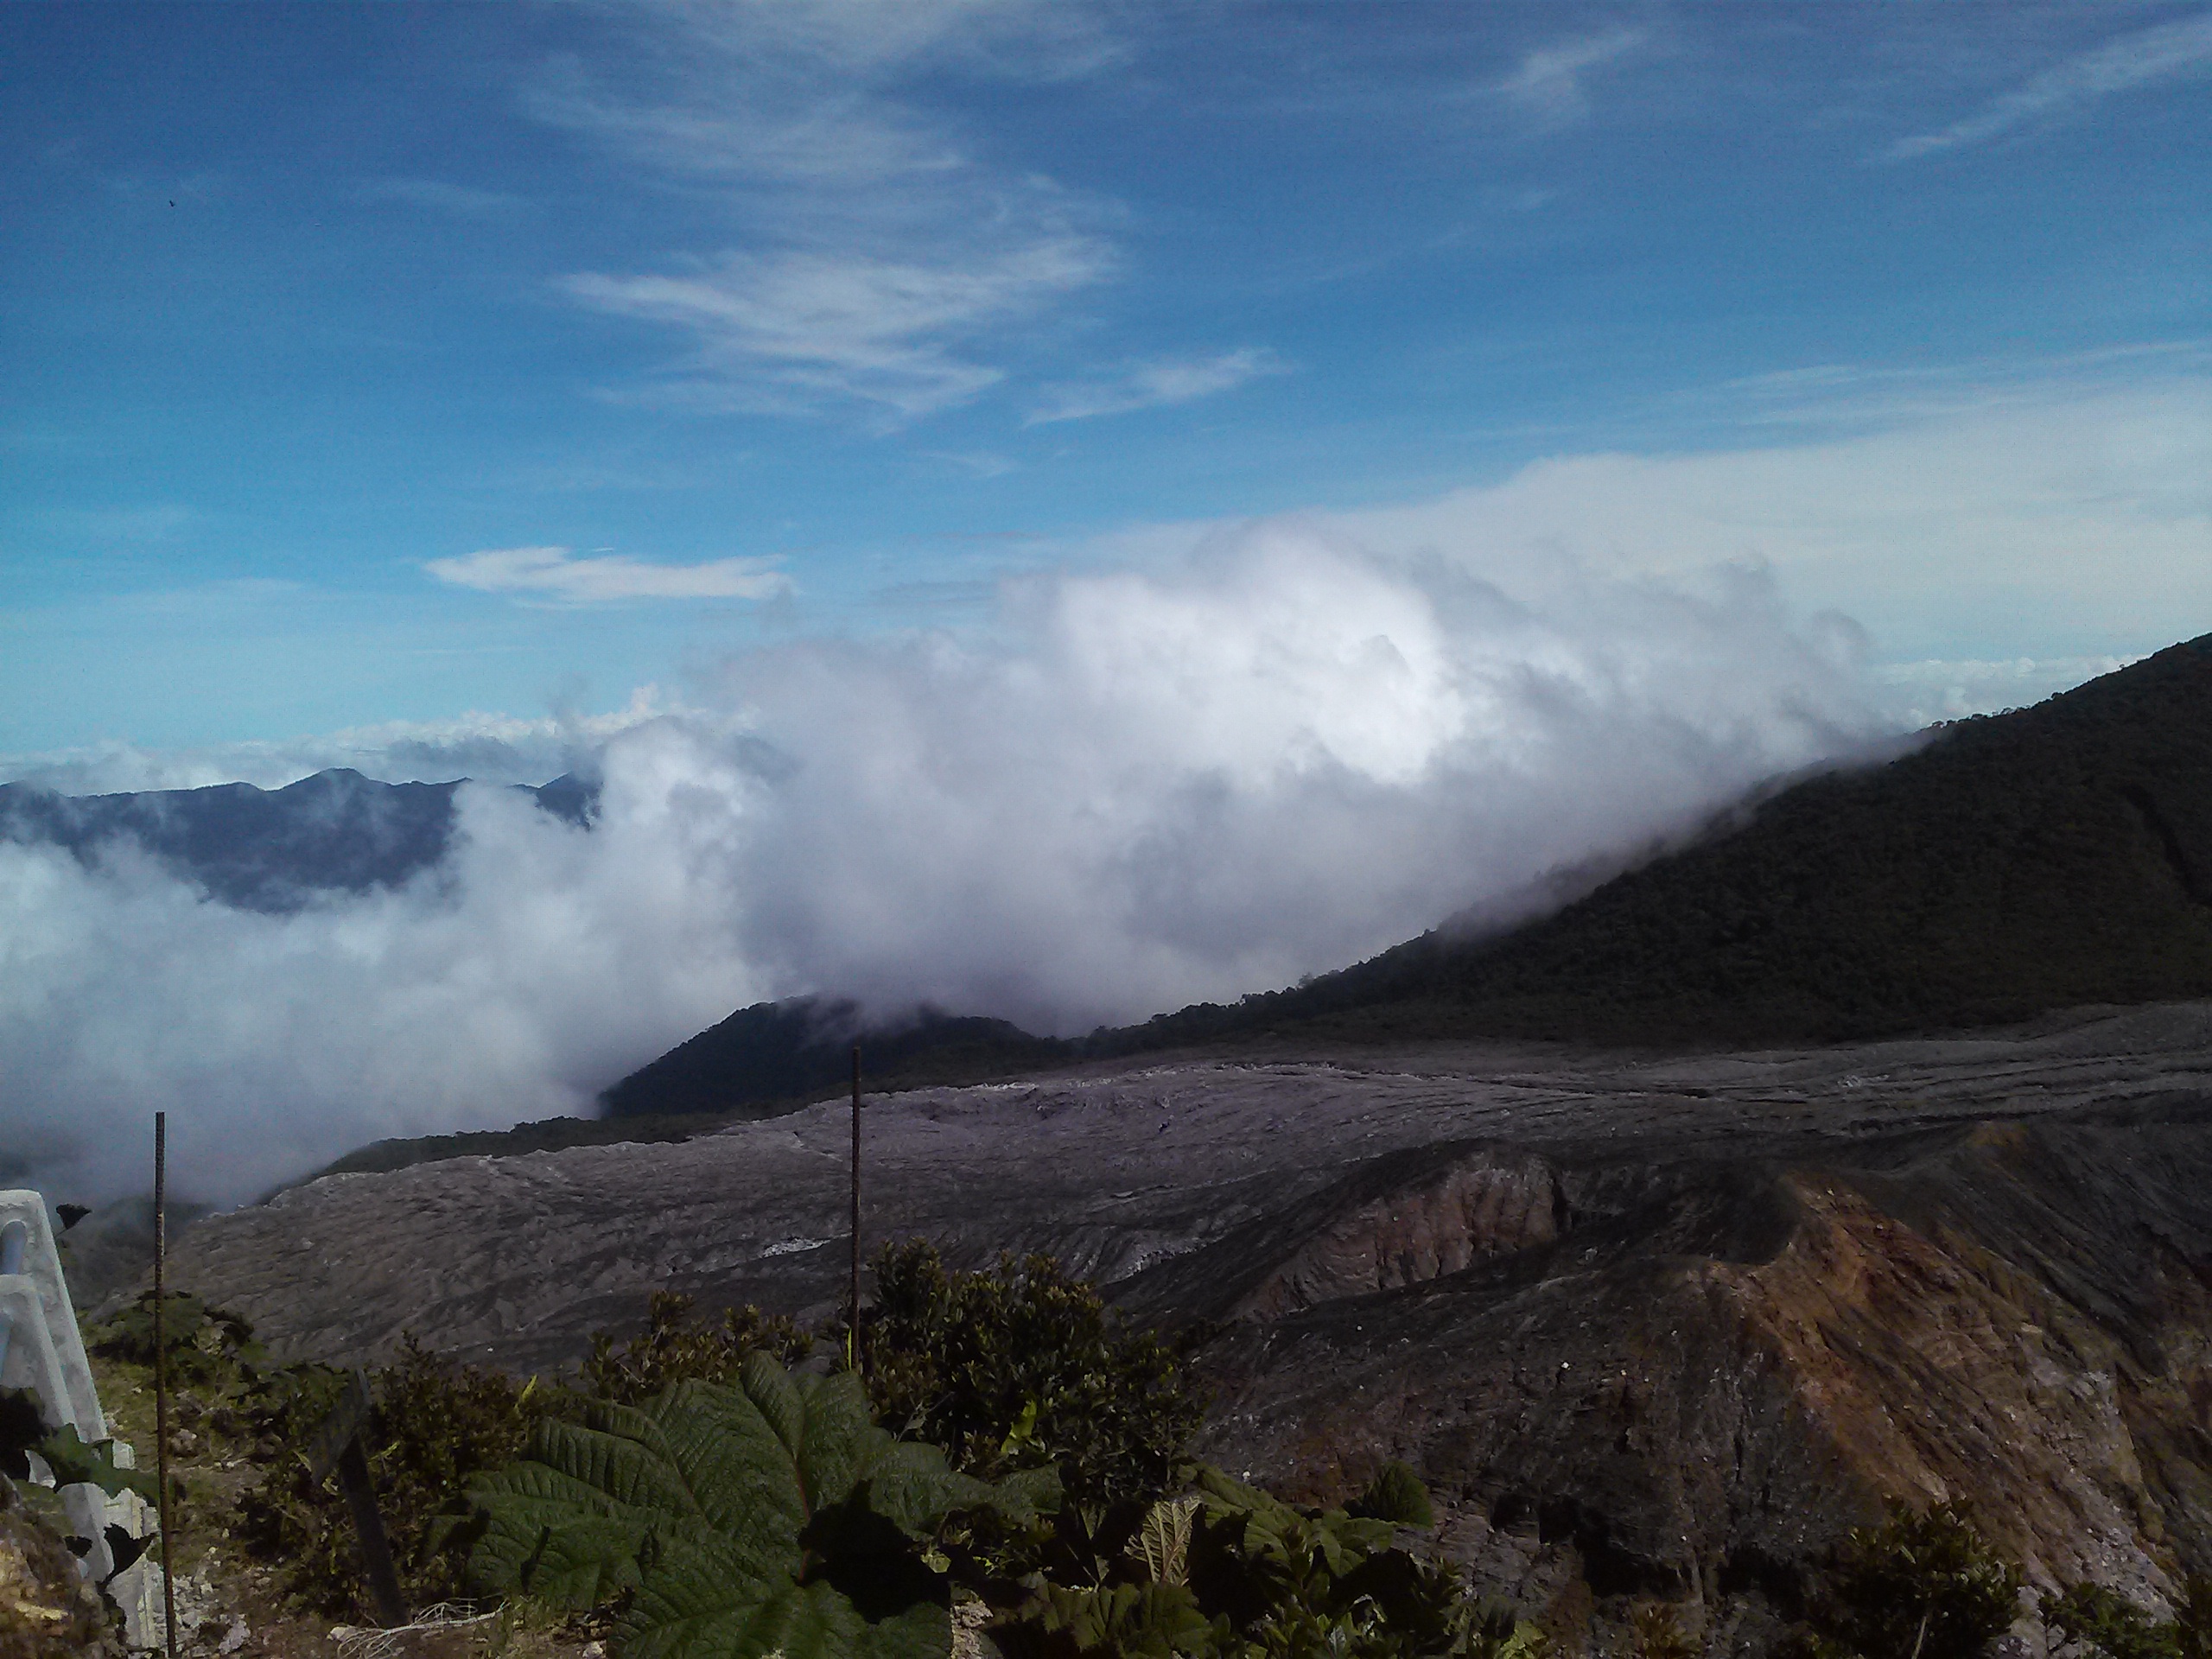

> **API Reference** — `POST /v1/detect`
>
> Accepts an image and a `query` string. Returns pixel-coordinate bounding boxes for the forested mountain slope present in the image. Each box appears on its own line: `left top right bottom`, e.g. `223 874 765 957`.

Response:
1132 633 2212 1048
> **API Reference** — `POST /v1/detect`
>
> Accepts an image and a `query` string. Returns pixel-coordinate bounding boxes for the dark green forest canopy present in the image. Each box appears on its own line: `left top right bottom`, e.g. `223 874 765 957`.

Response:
1149 632 2212 1047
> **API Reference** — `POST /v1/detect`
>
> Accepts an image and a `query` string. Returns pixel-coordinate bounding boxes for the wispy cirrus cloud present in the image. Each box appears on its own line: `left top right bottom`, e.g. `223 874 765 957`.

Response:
1496 26 1648 129
526 2 1123 423
632 0 1125 86
565 240 1110 419
1886 10 2212 161
1027 347 1290 424
522 55 963 188
1691 340 2212 433
425 546 792 603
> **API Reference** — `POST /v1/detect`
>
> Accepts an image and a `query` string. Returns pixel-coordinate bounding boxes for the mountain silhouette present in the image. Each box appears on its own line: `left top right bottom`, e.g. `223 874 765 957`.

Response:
0 767 595 912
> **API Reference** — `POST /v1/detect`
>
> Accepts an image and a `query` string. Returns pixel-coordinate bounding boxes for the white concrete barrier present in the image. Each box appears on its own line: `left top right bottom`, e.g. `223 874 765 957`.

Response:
0 1190 163 1647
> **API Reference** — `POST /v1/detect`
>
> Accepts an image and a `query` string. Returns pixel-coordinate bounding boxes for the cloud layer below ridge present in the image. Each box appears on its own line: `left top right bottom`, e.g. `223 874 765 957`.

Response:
3 523 1898 1205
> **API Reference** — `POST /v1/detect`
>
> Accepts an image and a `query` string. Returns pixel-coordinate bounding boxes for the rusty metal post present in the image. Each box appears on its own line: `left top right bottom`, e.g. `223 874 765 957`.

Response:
849 1043 862 1371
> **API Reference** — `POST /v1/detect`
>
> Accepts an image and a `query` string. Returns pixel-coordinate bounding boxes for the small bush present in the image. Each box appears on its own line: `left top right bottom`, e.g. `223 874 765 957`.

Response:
861 1241 1206 1511
87 1290 264 1389
233 1336 555 1619
1000 1465 1532 1659
2042 1583 2177 1659
581 1290 811 1405
1823 1501 2021 1659
1631 1603 1698 1659
1350 1464 1435 1529
2043 1575 2212 1659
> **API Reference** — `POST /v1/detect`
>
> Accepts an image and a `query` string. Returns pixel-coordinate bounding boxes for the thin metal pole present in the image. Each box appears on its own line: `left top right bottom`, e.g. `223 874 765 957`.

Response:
849 1043 861 1371
153 1113 178 1659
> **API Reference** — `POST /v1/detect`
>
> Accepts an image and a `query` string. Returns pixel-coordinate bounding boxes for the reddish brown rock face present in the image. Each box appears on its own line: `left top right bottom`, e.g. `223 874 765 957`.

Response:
1236 1148 1565 1319
163 1003 2212 1647
1180 1109 2212 1645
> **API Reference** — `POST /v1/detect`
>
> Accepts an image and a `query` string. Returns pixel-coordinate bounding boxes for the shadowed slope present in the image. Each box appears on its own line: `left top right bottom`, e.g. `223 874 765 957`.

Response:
1129 633 2212 1049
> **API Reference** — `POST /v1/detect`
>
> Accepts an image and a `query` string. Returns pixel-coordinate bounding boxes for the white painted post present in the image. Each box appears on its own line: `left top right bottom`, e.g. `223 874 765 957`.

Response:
0 1191 162 1647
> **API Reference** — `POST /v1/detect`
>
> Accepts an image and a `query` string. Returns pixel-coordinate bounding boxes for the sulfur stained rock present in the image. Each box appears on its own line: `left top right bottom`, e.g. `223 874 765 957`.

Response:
1182 1107 2212 1626
162 1002 2212 1643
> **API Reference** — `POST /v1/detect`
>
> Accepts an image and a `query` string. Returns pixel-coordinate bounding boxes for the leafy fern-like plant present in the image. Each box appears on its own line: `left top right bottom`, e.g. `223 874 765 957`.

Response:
451 1350 1058 1659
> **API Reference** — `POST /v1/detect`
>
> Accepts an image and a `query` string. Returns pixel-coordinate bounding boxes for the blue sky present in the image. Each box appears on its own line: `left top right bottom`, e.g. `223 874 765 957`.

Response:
10 1 2212 1197
5 0 2209 772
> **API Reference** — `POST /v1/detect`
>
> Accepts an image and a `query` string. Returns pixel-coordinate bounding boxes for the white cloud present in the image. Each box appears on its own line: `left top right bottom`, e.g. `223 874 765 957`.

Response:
1887 10 2212 160
1 733 771 1204
5 523 1899 1206
16 372 2209 1206
1027 347 1290 424
0 690 695 794
924 449 1020 478
1497 27 1648 128
564 240 1110 418
523 58 963 189
633 0 1124 86
528 3 1122 420
1309 378 2212 662
424 545 794 603
1694 343 2212 432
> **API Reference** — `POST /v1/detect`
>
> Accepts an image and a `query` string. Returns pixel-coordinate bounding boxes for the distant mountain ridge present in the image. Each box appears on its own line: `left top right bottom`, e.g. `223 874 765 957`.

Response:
0 766 595 912
595 633 2212 1122
598 997 1063 1120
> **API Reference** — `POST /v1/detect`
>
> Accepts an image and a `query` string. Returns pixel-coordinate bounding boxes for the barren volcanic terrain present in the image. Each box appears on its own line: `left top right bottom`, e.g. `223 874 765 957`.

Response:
168 1001 2212 1643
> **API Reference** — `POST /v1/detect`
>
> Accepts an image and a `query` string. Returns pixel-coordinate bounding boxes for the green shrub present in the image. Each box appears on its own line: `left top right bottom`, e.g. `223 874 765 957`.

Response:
0 1382 162 1548
860 1242 1205 1512
448 1351 1058 1659
1012 1578 1225 1659
233 1336 554 1619
582 1291 812 1405
1349 1465 1434 1530
86 1290 264 1389
998 1465 1532 1659
1823 1502 2021 1659
2042 1576 2212 1659
1630 1603 1697 1659
2042 1583 2177 1659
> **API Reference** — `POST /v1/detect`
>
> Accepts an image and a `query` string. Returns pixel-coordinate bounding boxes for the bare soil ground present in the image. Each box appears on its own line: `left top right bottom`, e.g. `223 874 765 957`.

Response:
38 1351 601 1659
155 1001 2212 1648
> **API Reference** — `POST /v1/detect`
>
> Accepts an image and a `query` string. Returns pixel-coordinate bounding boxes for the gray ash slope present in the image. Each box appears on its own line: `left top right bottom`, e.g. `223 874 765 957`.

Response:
0 767 594 912
171 1002 2212 1637
586 636 2212 1131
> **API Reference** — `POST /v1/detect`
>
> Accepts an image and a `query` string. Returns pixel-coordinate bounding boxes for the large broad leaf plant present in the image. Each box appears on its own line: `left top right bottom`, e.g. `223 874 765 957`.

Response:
1001 1465 1544 1659
451 1351 1057 1659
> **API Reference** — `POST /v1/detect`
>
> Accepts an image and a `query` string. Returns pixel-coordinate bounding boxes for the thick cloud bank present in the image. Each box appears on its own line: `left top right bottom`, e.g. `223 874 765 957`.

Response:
1 524 1898 1206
